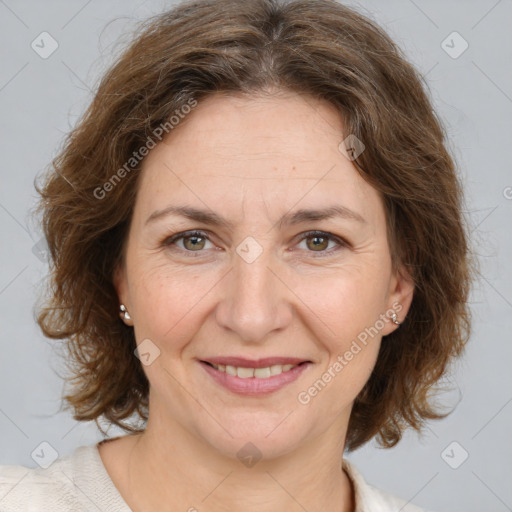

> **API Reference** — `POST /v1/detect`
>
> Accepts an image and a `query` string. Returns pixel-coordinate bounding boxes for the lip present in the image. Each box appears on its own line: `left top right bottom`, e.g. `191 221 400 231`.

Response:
199 360 312 396
201 356 310 368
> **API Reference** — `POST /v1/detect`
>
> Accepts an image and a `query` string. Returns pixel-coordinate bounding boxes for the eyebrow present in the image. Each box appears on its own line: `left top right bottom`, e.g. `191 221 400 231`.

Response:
145 204 367 229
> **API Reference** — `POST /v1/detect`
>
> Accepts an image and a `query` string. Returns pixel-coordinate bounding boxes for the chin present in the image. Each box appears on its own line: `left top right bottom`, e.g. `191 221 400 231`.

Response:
195 411 309 462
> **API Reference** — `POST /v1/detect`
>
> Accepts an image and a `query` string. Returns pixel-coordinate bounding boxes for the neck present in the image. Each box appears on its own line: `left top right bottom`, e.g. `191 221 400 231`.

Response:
124 414 355 512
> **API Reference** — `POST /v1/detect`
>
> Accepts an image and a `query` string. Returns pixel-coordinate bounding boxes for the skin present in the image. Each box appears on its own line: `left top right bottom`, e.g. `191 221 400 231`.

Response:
101 89 414 512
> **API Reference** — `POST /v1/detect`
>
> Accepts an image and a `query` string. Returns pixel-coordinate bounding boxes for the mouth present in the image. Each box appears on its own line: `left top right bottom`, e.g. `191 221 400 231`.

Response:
198 357 312 395
200 359 309 378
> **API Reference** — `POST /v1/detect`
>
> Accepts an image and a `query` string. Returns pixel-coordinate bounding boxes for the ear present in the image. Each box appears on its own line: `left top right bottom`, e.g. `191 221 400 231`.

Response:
113 262 133 326
381 264 414 336
113 262 126 301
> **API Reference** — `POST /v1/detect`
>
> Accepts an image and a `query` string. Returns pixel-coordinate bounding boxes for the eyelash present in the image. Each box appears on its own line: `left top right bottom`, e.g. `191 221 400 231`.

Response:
162 230 350 258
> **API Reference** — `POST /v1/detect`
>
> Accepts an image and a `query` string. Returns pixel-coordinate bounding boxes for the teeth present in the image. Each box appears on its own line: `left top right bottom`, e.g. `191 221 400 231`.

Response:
254 367 271 378
270 365 283 376
237 367 254 378
211 363 299 378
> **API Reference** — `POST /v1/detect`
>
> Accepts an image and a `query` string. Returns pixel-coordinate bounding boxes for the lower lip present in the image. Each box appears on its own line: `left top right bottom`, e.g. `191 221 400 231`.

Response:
200 361 311 396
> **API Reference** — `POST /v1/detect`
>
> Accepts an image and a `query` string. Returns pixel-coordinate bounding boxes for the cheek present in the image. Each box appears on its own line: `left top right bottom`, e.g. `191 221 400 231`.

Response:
292 263 387 386
129 261 221 346
294 272 385 410
294 261 389 338
299 340 380 416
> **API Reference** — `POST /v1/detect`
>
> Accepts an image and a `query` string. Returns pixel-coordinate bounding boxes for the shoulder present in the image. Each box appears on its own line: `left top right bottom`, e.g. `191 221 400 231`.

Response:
0 446 87 511
0 444 130 512
342 459 435 512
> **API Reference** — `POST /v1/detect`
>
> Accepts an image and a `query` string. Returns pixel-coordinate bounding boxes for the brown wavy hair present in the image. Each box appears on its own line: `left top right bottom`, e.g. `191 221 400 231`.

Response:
35 0 473 451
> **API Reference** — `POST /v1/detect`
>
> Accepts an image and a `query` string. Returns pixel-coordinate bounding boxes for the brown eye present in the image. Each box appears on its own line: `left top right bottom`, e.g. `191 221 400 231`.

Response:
306 235 329 251
296 231 349 257
183 234 207 251
163 230 213 254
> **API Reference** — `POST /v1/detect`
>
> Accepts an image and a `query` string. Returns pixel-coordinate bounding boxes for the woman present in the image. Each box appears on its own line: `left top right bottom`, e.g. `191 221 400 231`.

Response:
0 0 472 510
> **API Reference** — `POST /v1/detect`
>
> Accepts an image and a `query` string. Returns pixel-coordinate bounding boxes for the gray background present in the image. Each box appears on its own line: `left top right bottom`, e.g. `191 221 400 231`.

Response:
0 1 511 511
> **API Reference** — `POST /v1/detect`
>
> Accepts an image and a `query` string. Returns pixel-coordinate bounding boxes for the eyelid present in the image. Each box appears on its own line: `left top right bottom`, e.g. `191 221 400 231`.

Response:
292 230 351 256
162 229 350 256
163 230 215 253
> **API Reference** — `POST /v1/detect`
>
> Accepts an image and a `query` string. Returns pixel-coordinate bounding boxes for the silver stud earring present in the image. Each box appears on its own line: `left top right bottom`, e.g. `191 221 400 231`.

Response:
390 311 401 325
120 304 131 321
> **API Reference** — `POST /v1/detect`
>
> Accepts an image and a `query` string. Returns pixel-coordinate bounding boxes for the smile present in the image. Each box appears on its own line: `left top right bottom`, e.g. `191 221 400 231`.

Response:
199 359 311 396
207 362 300 378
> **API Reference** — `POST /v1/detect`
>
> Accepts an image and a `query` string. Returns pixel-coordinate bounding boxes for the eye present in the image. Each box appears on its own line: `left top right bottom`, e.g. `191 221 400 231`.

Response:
295 231 349 256
162 229 349 258
163 230 214 254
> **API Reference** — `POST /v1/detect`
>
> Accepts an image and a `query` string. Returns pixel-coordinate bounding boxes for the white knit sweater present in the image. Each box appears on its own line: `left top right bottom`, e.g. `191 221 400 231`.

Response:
0 443 430 511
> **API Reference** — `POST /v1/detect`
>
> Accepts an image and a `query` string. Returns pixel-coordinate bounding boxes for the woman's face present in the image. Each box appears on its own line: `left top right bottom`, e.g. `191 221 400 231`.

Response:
115 91 413 459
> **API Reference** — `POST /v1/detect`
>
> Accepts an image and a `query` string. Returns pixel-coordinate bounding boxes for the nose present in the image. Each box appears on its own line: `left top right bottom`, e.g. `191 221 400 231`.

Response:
215 246 293 344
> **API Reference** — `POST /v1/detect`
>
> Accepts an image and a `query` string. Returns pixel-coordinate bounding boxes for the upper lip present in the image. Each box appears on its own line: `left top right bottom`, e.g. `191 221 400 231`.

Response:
201 356 311 368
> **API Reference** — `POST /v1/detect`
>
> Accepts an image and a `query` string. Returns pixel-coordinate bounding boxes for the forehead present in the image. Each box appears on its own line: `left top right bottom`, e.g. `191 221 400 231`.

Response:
134 91 384 227
157 91 346 167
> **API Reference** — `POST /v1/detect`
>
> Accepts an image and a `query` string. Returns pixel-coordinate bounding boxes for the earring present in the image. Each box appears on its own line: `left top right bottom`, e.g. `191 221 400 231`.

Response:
390 311 401 325
120 304 131 321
